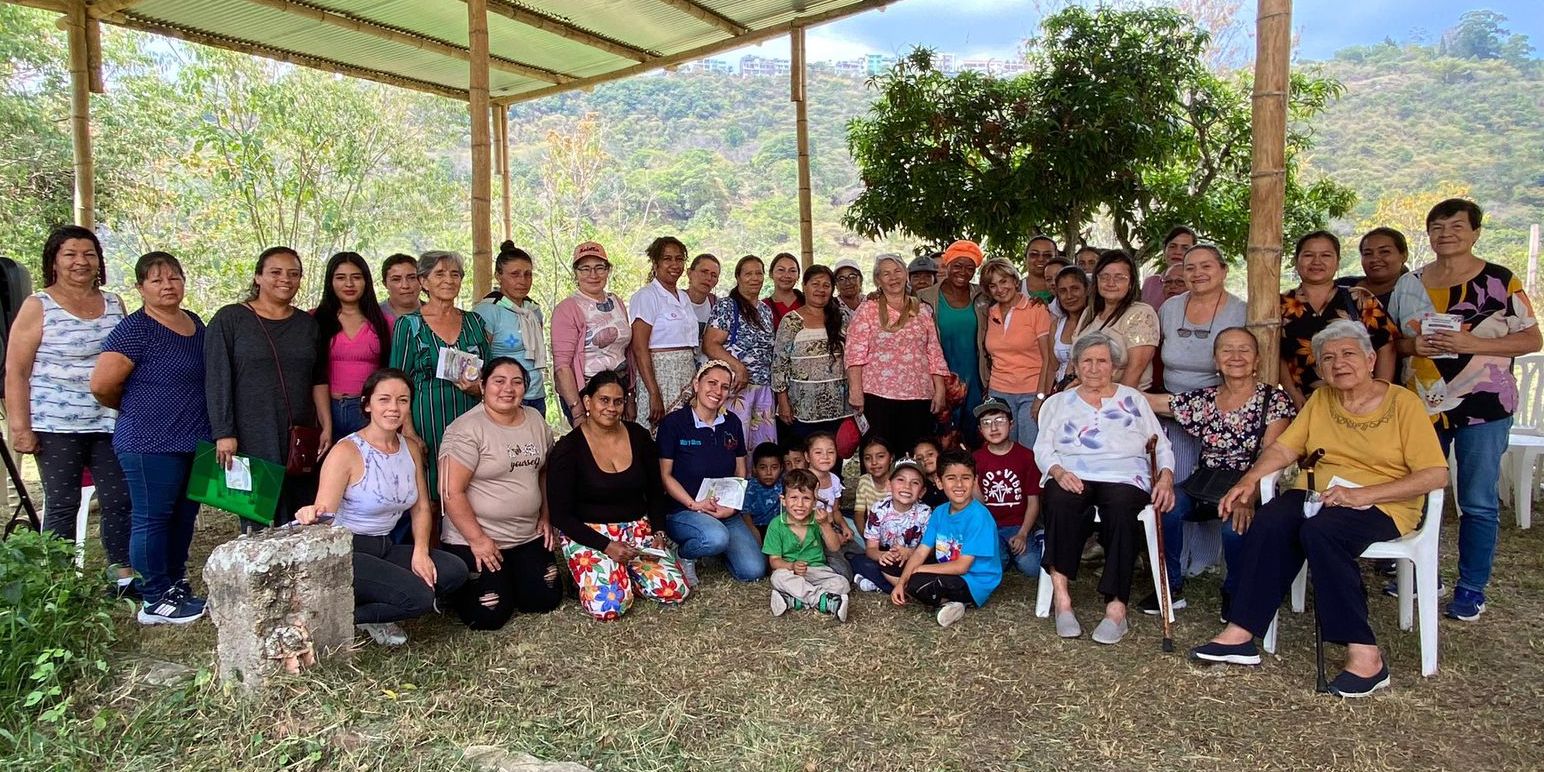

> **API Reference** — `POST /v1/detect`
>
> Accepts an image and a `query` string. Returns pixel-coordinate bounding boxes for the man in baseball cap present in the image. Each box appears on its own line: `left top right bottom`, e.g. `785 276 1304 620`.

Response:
908 254 940 294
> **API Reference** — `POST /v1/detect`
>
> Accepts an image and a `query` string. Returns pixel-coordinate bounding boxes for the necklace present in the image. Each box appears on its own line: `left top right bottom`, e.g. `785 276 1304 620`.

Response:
1178 292 1224 339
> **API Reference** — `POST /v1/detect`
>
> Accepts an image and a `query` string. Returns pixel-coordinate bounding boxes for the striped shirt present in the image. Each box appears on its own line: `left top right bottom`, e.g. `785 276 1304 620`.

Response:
29 290 123 433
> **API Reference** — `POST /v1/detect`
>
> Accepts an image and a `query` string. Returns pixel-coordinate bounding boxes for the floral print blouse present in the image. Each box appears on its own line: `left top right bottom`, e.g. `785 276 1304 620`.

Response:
1033 384 1175 491
845 299 950 401
1279 285 1398 397
708 296 775 386
771 308 852 423
864 496 932 551
1170 383 1296 471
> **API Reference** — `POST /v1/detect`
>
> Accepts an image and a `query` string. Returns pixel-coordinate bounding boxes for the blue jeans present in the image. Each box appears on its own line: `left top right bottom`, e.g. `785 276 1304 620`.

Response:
120 452 200 602
524 396 547 419
1161 488 1244 595
665 510 768 582
998 524 1043 576
1439 416 1510 594
330 397 368 438
988 390 1040 449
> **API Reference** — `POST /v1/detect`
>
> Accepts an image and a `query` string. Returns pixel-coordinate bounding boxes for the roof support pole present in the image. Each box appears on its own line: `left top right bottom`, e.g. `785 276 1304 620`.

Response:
66 0 94 227
494 103 512 243
1245 0 1291 384
791 25 813 269
468 0 493 297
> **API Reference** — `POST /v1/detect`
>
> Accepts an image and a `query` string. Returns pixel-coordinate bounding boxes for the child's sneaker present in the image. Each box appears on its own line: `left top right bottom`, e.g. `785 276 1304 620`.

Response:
828 593 849 623
356 622 408 646
1446 587 1486 621
679 559 699 588
854 576 879 593
770 589 790 617
138 587 205 626
936 601 966 628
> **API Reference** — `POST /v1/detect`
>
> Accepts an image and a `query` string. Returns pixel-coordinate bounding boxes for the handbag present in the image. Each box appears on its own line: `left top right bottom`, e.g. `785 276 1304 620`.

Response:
247 304 321 476
1179 386 1267 511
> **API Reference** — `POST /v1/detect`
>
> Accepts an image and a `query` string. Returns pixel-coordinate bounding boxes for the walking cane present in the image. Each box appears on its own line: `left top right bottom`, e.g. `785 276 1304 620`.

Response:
1300 448 1330 693
1148 435 1174 653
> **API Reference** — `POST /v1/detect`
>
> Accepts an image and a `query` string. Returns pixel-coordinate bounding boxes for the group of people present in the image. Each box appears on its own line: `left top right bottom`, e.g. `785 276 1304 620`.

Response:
6 196 1535 698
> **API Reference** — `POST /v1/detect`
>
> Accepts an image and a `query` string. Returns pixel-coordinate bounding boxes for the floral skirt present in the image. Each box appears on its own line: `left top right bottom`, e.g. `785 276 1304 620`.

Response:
561 519 690 621
727 384 777 449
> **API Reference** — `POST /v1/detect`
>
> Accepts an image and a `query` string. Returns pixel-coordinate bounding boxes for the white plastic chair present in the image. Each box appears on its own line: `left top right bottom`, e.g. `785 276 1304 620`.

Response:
1035 505 1174 624
1501 352 1544 528
73 485 96 568
1257 471 1443 677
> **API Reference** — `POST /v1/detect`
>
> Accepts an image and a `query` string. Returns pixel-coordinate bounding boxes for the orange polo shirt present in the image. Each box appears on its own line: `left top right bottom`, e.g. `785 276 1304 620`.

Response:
984 297 1053 394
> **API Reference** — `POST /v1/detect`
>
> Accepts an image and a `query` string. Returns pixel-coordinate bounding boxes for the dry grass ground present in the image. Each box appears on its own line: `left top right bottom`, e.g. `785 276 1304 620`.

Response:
10 492 1544 772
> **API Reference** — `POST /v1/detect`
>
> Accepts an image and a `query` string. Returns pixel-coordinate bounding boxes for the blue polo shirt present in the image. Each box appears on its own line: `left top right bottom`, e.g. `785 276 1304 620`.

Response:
656 406 745 511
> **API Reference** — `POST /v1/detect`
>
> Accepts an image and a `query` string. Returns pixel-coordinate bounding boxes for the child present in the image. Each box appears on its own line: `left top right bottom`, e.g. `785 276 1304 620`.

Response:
891 450 1001 627
970 398 1043 577
764 469 850 621
849 458 932 592
852 435 893 533
782 445 808 472
805 431 860 578
911 436 949 510
744 442 785 532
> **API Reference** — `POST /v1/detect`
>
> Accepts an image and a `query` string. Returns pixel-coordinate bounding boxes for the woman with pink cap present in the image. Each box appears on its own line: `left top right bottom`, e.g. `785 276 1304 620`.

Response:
845 254 950 454
550 242 634 427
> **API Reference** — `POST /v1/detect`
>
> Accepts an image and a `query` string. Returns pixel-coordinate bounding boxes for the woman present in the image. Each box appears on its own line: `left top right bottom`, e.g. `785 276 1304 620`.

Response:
315 252 392 438
765 252 805 331
1074 246 1101 276
295 369 469 645
847 255 950 456
439 357 559 629
1348 227 1410 308
1141 226 1197 309
549 371 690 620
206 246 328 528
659 360 764 584
1158 245 1246 395
1035 332 1175 645
91 252 211 622
704 255 777 447
772 265 852 440
981 258 1055 448
1050 266 1090 384
1022 236 1058 303
630 236 698 430
1142 327 1294 616
5 226 130 592
918 242 990 442
1078 251 1159 390
388 250 489 503
1279 231 1398 409
474 241 548 415
380 253 422 327
684 253 720 350
1192 320 1448 697
550 241 632 427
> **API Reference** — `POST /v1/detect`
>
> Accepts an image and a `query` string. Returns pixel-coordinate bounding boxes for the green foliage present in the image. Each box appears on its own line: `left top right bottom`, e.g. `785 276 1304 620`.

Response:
0 6 71 275
1441 10 1534 64
0 530 116 749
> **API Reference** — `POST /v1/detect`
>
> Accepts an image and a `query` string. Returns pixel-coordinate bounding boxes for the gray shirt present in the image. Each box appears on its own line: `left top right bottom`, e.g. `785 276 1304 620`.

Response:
205 304 325 465
1158 291 1246 394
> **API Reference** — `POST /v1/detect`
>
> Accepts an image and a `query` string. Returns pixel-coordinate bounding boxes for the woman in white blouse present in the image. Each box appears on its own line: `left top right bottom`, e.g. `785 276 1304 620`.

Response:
1034 331 1175 646
629 236 699 430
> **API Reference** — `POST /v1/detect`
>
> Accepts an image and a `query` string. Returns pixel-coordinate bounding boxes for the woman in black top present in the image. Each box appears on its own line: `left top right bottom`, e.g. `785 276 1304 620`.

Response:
548 371 692 620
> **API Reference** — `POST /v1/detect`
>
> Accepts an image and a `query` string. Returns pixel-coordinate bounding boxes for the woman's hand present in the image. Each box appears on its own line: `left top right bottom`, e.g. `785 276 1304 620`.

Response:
604 540 640 564
1320 484 1373 510
651 531 668 550
1031 398 1043 421
776 394 794 424
411 549 438 588
730 362 750 394
649 395 665 427
929 386 947 416
293 504 324 525
316 427 332 458
1413 335 1445 358
1051 466 1084 495
9 428 37 455
1218 481 1256 523
1151 477 1175 515
539 516 559 550
456 375 482 397
468 535 503 573
215 437 239 469
710 503 737 519
849 391 865 414
1227 500 1256 534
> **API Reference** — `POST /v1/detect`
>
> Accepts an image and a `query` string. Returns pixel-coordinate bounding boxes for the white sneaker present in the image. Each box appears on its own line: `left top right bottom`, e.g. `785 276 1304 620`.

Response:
833 593 850 623
357 622 408 646
855 576 880 592
936 601 966 628
770 588 789 617
679 558 699 588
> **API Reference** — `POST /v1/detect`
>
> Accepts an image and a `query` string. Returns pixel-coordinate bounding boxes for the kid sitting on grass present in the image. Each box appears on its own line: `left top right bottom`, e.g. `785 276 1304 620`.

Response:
782 444 808 471
970 398 1043 578
852 435 893 531
849 458 932 593
804 431 861 578
890 450 1001 627
765 468 851 621
743 442 784 533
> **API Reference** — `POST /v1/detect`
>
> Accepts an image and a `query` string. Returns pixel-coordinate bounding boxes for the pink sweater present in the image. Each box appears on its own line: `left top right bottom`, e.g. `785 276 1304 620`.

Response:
550 291 633 392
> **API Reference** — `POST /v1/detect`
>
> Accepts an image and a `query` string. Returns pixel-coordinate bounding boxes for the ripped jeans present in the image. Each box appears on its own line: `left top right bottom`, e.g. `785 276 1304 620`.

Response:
443 537 563 630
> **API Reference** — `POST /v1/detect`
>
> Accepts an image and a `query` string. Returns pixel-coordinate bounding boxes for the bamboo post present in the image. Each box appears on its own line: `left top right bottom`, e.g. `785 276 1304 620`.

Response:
1245 0 1291 384
791 26 814 269
468 0 493 297
85 16 104 94
66 0 94 227
1527 223 1539 299
494 104 512 243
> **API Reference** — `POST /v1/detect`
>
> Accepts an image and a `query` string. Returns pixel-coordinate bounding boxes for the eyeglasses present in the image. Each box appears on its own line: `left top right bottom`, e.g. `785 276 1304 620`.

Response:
836 273 861 282
979 416 1009 428
1097 274 1130 284
1176 327 1211 339
575 264 611 275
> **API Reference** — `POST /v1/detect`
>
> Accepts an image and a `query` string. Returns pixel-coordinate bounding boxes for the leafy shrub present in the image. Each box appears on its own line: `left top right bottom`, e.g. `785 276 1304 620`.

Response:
0 529 116 739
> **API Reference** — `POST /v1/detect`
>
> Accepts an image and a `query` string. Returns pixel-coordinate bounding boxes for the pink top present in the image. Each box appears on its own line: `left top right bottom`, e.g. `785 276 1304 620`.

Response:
845 298 949 401
329 323 382 396
1140 274 1167 312
550 291 633 388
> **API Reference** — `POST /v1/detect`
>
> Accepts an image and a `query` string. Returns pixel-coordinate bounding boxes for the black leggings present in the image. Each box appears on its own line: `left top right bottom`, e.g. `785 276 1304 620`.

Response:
1041 478 1150 604
352 534 469 624
36 432 131 566
862 394 933 462
903 555 975 607
443 538 563 630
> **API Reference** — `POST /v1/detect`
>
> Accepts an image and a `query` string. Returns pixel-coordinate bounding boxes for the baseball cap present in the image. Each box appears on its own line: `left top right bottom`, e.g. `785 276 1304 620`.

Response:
891 457 926 477
907 255 939 275
941 240 984 268
973 396 1012 419
833 258 862 277
572 241 609 267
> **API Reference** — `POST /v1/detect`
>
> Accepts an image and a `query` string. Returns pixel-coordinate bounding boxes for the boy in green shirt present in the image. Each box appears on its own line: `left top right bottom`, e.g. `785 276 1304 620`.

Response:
764 468 851 621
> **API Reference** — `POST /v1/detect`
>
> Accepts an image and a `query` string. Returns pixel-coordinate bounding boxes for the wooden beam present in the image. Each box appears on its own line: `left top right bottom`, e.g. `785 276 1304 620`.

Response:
66 0 93 226
481 0 654 62
88 0 143 18
469 0 493 297
1245 0 1291 384
497 0 900 105
653 0 747 35
494 103 512 243
240 0 572 85
111 12 469 101
85 16 103 93
791 26 813 269
6 0 67 13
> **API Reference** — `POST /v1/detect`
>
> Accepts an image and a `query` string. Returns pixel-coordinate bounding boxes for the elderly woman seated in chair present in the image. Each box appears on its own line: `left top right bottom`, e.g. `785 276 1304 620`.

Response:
1191 319 1447 698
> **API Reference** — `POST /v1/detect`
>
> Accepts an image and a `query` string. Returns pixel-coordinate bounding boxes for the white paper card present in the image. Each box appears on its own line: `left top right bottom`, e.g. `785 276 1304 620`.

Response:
695 477 748 510
854 414 870 435
436 347 484 382
1421 313 1463 359
224 456 253 492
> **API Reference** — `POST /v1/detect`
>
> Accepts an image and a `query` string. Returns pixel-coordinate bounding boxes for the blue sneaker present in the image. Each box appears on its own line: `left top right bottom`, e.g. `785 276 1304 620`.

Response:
138 586 206 626
1382 577 1445 599
1446 587 1486 621
172 579 207 613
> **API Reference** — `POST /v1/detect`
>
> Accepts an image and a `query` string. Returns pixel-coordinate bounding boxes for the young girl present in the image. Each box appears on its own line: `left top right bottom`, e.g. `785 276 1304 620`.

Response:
804 431 858 578
911 436 949 510
849 459 932 592
852 435 893 535
890 450 1001 627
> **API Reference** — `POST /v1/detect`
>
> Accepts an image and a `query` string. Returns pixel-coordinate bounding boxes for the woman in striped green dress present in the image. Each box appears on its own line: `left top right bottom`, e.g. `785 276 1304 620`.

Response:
389 251 490 501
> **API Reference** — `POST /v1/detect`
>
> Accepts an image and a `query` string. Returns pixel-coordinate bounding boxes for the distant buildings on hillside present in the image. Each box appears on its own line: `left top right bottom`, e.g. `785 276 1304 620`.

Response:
675 52 1028 79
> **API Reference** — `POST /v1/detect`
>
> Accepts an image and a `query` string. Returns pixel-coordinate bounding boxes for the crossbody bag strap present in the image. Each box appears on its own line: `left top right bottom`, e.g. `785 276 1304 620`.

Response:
246 303 294 426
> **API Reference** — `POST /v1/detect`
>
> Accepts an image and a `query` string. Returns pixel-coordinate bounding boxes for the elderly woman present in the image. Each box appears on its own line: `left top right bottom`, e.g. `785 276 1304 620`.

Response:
1035 331 1175 645
1142 226 1197 309
1191 320 1448 696
773 265 852 440
630 236 697 430
1279 230 1398 409
1143 327 1295 615
919 241 990 442
847 254 950 456
389 250 490 504
1078 251 1159 390
1051 266 1090 384
704 255 777 447
549 371 689 620
980 258 1054 448
474 241 548 415
439 357 559 630
551 242 633 427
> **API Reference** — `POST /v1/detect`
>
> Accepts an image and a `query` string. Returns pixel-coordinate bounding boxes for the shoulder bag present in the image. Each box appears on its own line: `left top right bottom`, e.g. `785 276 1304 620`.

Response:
1179 387 1267 513
247 304 321 476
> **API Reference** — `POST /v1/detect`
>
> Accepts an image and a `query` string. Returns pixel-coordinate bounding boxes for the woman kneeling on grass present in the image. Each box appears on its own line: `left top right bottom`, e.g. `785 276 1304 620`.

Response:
890 450 1001 628
295 368 469 646
548 371 690 620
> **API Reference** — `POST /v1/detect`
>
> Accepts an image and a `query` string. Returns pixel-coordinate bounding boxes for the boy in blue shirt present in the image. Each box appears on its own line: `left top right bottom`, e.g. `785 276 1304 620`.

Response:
890 449 1001 627
743 442 784 533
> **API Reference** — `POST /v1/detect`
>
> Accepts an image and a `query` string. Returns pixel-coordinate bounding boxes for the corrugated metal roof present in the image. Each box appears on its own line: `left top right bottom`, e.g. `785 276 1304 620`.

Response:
68 0 897 102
